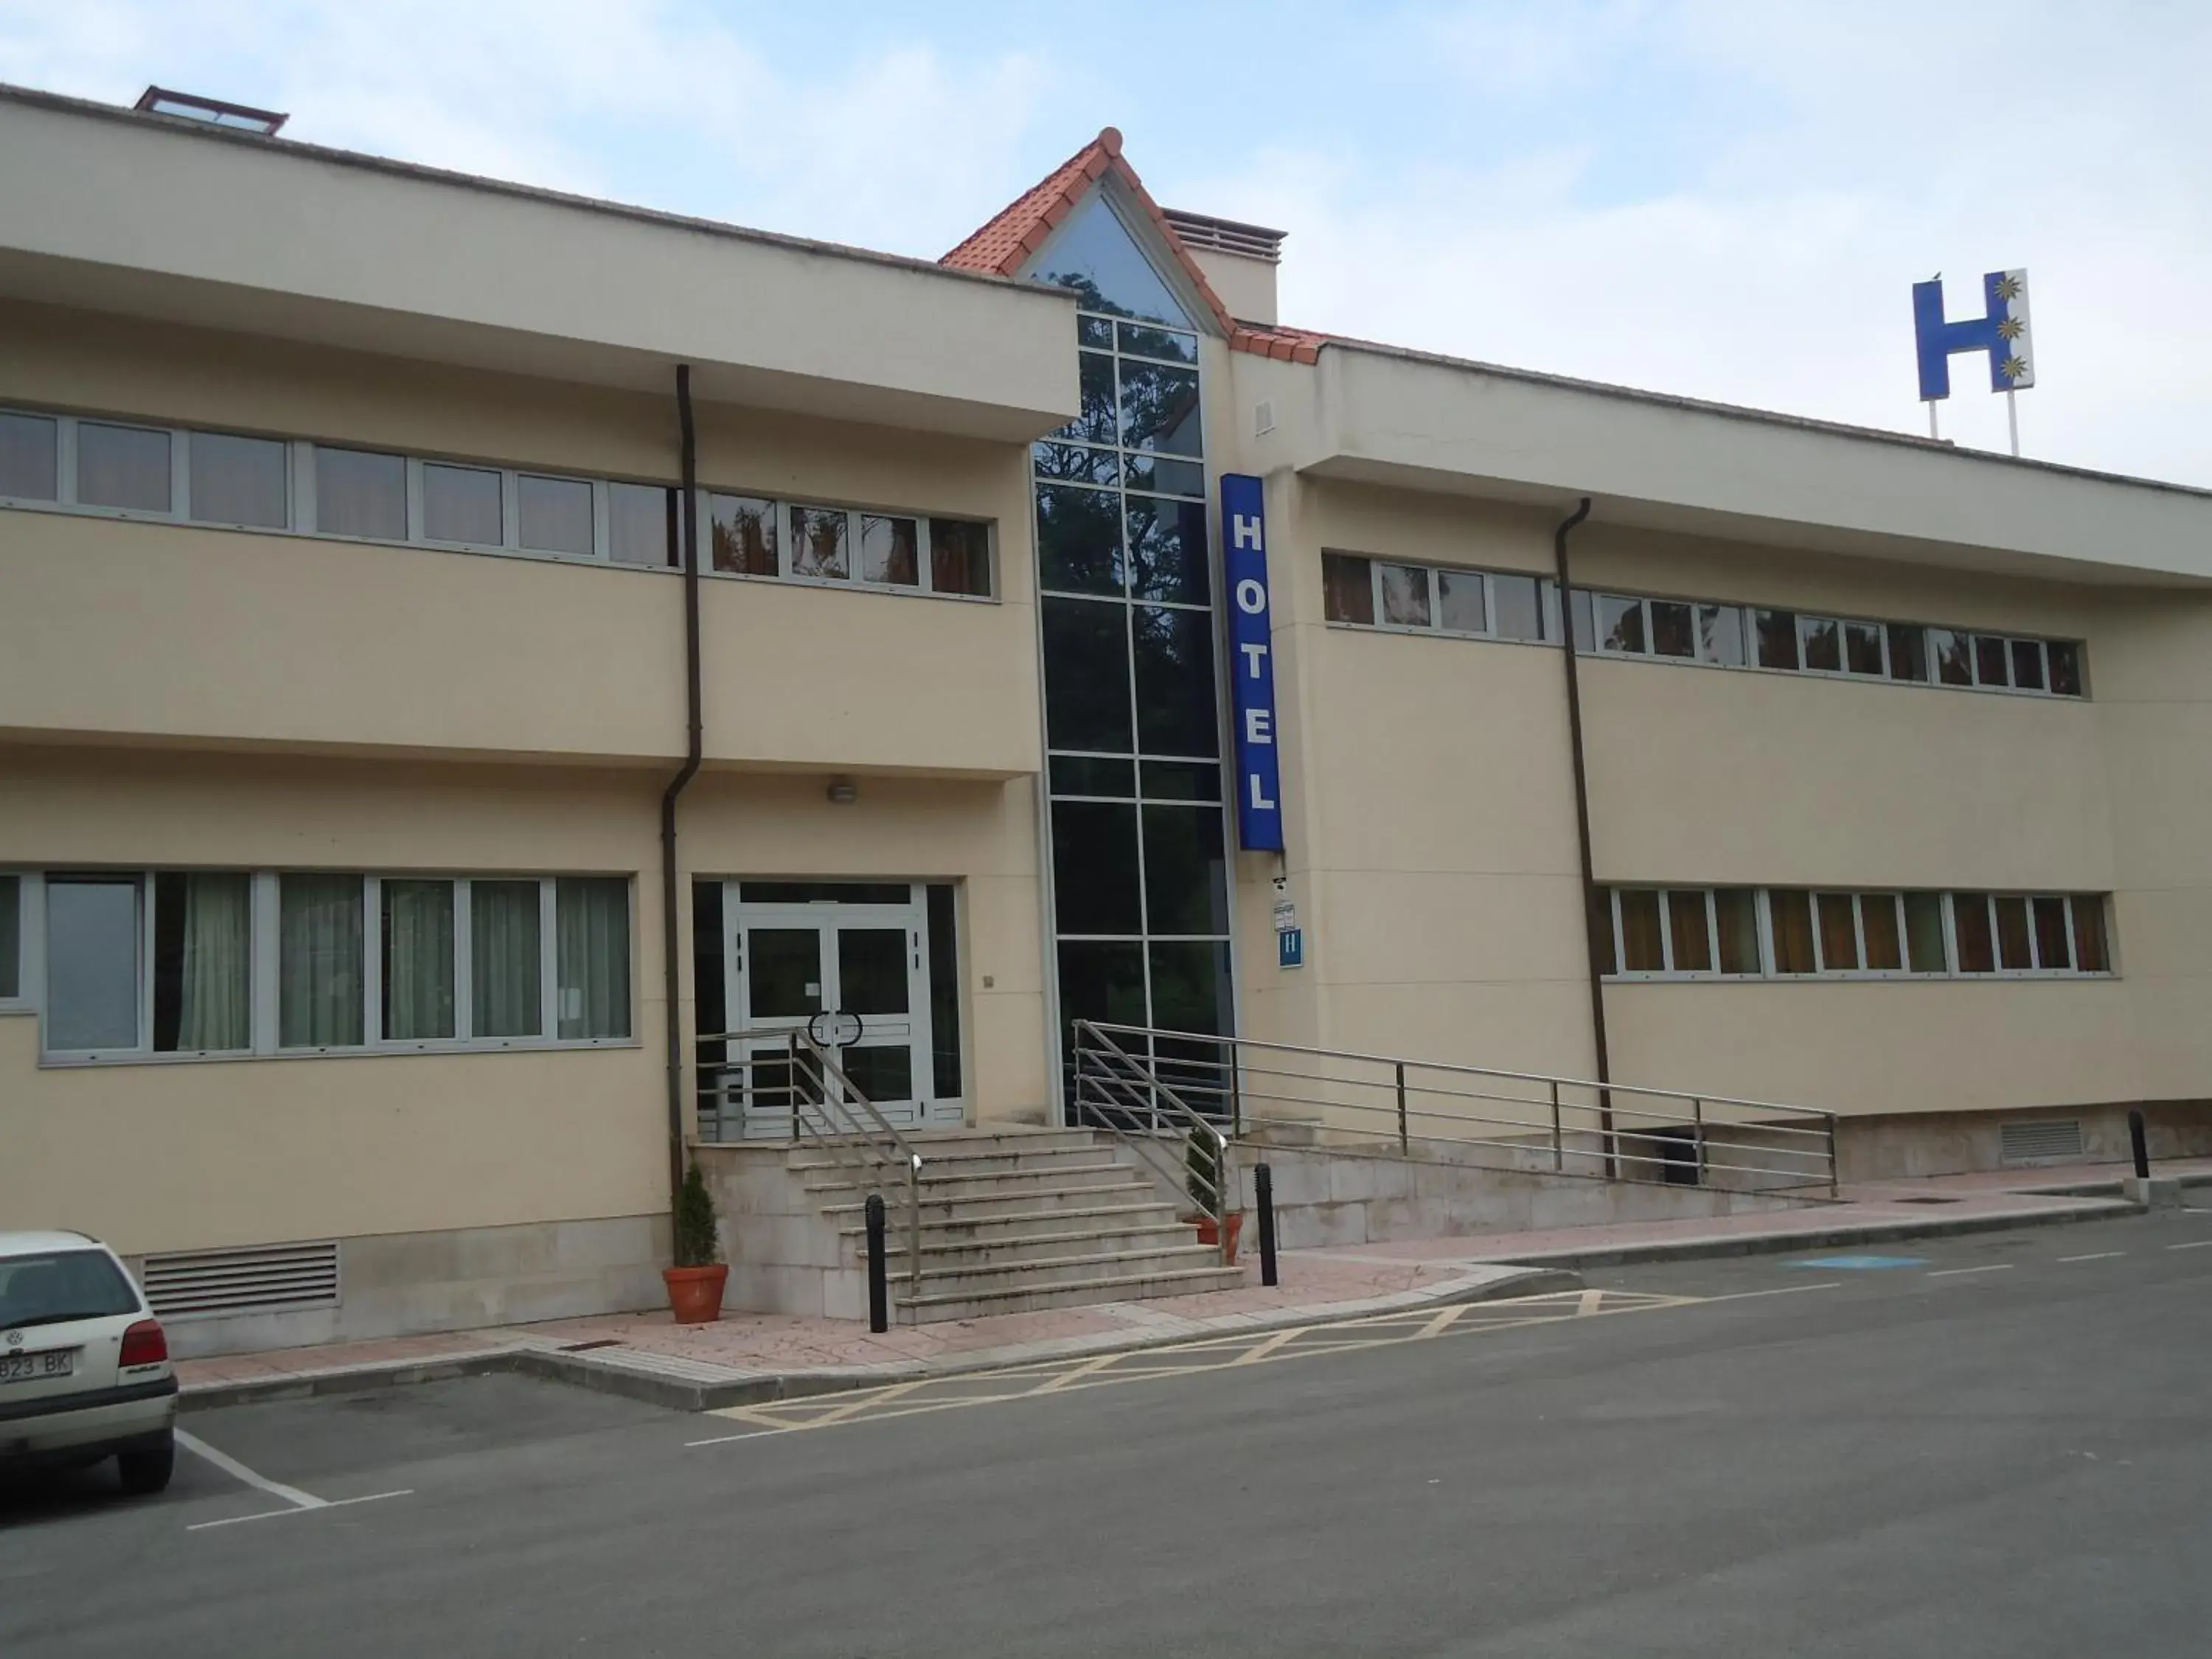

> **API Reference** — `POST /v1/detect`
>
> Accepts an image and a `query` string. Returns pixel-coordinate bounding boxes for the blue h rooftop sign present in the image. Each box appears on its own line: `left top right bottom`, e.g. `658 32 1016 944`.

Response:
1220 473 1284 854
1913 269 2035 401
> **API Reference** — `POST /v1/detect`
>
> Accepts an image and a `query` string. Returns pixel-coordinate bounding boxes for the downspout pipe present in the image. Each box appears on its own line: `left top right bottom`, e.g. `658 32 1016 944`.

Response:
1550 495 1616 1177
661 365 704 1231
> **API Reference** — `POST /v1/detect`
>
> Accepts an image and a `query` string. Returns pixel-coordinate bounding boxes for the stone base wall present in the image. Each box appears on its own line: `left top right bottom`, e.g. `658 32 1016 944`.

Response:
1834 1099 2212 1183
690 1144 867 1320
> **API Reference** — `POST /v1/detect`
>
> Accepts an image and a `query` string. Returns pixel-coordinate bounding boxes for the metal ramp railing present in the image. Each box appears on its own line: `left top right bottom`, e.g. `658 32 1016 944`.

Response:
1068 1021 1237 1265
1071 1022 1840 1197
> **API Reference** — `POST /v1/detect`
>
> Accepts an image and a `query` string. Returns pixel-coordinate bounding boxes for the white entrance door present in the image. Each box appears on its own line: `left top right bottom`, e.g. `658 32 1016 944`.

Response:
724 883 947 1138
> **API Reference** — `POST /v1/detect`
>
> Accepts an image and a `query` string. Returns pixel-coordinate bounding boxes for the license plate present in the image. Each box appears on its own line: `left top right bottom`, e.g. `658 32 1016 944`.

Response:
0 1348 75 1383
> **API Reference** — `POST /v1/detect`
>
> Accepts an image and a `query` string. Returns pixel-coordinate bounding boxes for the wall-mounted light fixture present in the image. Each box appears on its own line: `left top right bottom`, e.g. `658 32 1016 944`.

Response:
827 776 858 804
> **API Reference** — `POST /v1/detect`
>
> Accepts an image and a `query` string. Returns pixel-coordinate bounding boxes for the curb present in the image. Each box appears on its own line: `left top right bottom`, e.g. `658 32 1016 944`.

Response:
177 1264 1580 1416
1476 1197 2140 1270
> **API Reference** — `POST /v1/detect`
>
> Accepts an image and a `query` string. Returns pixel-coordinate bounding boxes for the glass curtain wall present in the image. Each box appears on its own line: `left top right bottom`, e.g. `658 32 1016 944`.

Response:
1025 192 1235 1116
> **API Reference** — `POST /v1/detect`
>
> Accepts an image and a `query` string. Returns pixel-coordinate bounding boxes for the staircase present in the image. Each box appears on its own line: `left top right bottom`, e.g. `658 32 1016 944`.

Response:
794 1126 1243 1324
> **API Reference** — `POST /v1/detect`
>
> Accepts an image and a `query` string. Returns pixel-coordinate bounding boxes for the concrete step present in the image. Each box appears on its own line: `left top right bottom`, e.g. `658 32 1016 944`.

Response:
902 1242 1231 1301
790 1143 1121 1181
849 1222 1199 1269
895 1264 1247 1324
820 1178 1164 1224
835 1199 1180 1246
804 1161 1141 1206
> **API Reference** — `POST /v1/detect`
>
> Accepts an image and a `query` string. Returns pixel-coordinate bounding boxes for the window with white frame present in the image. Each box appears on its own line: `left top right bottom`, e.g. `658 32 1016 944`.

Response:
1321 552 1554 643
0 401 995 600
1598 886 2111 981
21 870 635 1062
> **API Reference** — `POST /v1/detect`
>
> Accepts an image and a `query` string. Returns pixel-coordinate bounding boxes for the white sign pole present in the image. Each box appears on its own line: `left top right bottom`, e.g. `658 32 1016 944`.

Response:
2006 389 2020 457
1927 401 1939 441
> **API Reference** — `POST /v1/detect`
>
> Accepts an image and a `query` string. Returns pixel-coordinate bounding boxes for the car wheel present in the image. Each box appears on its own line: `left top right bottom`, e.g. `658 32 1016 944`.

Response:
116 1438 175 1495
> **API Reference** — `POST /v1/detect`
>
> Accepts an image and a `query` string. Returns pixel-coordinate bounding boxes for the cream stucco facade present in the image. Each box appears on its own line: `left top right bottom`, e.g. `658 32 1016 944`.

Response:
5 86 2212 1349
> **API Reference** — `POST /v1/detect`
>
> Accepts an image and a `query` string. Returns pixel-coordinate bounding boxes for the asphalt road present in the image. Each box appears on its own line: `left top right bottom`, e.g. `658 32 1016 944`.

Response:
6 1204 2212 1658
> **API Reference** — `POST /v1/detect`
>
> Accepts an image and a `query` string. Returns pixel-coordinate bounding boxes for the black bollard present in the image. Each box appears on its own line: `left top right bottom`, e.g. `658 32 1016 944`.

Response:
864 1192 888 1334
2129 1109 2150 1180
1256 1162 1279 1288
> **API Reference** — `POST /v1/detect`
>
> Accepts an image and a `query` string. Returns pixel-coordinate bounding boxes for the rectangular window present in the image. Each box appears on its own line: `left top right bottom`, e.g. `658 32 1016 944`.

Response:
1904 891 1947 973
859 515 919 586
1953 893 1995 973
2010 638 2046 692
470 879 543 1039
1992 895 2033 970
1492 574 1545 641
1569 587 1595 650
77 422 172 512
2072 896 2110 973
1436 568 1487 634
929 518 993 597
422 462 503 546
1379 563 1431 627
45 877 141 1051
710 493 777 576
1887 623 1929 682
556 877 630 1040
0 410 58 501
1651 600 1695 659
1617 889 1664 973
1844 619 1885 677
518 475 594 557
1714 888 1761 974
189 431 288 529
279 874 365 1048
382 878 456 1041
1666 890 1712 972
789 505 849 580
2031 896 2071 970
1861 894 1904 971
1770 890 1817 974
1697 605 1745 667
0 874 17 998
2048 641 2084 697
315 448 407 540
928 883 961 1099
1598 594 1646 654
1973 634 2011 688
1799 616 1843 673
608 481 675 567
1930 627 1972 686
1815 892 1860 970
1592 894 1617 975
150 872 250 1053
1756 609 1799 670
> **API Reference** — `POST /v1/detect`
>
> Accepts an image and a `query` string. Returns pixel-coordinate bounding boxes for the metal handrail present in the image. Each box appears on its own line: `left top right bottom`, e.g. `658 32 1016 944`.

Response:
694 1028 924 1297
1077 1021 1840 1197
1071 1022 1236 1264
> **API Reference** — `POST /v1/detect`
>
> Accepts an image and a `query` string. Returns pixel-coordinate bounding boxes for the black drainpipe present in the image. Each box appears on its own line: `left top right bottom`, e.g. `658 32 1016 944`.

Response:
1550 495 1615 1177
660 365 704 1228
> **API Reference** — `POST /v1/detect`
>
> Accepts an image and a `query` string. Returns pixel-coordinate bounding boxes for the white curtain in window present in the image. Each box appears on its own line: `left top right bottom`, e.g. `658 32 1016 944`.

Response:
557 877 630 1040
280 874 364 1046
383 880 454 1040
471 880 541 1038
178 873 251 1051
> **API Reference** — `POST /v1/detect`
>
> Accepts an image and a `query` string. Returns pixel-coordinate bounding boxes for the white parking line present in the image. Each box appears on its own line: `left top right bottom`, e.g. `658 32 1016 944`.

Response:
1927 1264 2014 1277
2167 1238 2212 1251
2059 1251 2127 1263
176 1427 411 1531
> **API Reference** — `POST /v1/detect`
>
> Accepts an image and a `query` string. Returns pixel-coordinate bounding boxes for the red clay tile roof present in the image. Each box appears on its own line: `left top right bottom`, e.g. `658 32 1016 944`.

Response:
943 126 1323 366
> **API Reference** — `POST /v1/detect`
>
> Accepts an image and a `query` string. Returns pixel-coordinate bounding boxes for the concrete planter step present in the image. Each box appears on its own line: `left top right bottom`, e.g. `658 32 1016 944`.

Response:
835 1199 1178 1245
903 1243 1231 1299
894 1264 1247 1324
805 1163 1141 1205
848 1224 1197 1269
790 1145 1123 1181
820 1180 1164 1223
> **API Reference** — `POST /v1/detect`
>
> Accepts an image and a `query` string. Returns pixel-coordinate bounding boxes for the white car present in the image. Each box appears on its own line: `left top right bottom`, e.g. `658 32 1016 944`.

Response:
0 1231 178 1494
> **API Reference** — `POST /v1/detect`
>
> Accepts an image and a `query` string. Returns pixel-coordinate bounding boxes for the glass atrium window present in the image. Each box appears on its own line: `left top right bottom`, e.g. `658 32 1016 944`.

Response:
1028 190 1196 326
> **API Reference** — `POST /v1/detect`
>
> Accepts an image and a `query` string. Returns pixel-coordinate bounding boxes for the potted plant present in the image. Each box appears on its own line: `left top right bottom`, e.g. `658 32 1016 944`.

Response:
663 1161 728 1324
1184 1128 1243 1265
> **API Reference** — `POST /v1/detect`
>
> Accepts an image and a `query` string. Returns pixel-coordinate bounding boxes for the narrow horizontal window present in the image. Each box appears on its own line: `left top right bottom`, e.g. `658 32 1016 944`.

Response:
1492 574 1545 641
1770 890 1816 974
2047 641 2084 697
930 518 993 597
1618 889 1664 973
1436 568 1487 634
471 879 543 1039
189 431 287 529
710 493 777 576
316 448 408 540
1697 605 1745 667
1861 894 1903 971
1993 895 2034 970
1650 600 1695 660
2031 895 2071 971
2010 638 2046 692
45 876 142 1051
1799 616 1843 673
1666 890 1711 971
151 872 251 1053
382 878 456 1041
789 504 849 580
422 462 502 547
1844 619 1885 677
0 411 58 501
78 422 172 513
279 873 365 1048
608 481 676 568
860 514 919 587
1973 634 2011 688
1592 891 1618 975
1713 888 1760 973
1887 623 1928 682
1904 891 1947 972
1598 594 1646 655
1815 891 1860 970
1953 893 1995 973
1379 563 1431 628
517 474 594 557
1756 609 1799 671
2071 895 2110 972
557 877 632 1040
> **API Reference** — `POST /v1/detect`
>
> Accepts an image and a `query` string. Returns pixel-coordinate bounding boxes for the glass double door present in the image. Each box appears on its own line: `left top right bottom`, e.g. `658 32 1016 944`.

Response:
726 886 937 1135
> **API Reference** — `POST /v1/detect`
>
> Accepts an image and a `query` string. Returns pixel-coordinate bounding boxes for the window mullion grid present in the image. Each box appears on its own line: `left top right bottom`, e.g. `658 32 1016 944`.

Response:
539 877 560 1042
454 877 476 1042
363 874 383 1049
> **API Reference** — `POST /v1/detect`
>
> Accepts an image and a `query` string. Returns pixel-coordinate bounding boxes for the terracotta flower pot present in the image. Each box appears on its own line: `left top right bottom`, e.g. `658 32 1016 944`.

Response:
1193 1211 1245 1265
663 1263 728 1324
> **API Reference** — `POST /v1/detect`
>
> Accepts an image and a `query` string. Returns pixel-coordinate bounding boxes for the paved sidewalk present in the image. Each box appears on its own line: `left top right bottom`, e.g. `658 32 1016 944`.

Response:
173 1156 2211 1411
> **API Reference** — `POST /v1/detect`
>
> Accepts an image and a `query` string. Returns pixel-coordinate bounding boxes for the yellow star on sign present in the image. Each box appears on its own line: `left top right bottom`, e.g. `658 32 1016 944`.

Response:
1997 316 2025 339
1994 274 2024 300
2000 355 2029 382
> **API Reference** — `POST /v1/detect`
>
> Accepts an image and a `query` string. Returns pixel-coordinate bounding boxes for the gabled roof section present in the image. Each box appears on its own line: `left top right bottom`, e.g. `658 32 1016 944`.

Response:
943 126 1322 366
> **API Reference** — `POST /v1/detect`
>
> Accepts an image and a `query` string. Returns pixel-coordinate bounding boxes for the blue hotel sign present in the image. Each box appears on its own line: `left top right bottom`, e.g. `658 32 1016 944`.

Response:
1220 473 1284 852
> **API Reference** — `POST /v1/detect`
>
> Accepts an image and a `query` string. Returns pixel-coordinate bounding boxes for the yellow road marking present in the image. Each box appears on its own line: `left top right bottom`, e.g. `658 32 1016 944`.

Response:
1230 1328 1301 1365
1026 1352 1125 1393
1416 1303 1472 1339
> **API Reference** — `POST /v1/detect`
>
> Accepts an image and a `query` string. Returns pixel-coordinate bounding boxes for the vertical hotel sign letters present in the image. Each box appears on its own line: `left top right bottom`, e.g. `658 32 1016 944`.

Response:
1221 473 1284 852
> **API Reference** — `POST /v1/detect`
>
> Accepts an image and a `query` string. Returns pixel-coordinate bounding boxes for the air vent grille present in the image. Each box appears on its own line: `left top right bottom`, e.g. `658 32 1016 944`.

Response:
1161 207 1286 264
141 1240 341 1319
1998 1119 2084 1166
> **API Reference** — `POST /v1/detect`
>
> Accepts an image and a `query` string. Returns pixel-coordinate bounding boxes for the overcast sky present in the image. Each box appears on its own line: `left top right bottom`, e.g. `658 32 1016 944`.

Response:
5 1 2205 484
